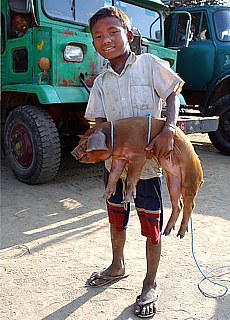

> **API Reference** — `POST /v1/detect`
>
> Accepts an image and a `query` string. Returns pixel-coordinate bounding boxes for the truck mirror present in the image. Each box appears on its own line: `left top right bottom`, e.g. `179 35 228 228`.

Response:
130 27 142 55
9 0 30 13
185 18 192 46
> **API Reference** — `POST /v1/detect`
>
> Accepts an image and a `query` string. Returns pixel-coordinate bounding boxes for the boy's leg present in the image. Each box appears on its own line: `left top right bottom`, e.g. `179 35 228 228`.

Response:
89 225 127 286
134 177 163 317
135 239 161 316
89 169 130 286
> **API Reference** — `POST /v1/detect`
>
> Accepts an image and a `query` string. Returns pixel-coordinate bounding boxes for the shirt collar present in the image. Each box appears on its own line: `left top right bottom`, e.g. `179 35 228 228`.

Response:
102 51 137 75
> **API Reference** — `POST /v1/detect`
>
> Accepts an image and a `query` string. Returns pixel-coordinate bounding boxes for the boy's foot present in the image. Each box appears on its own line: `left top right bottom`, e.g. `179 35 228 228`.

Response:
87 268 129 287
134 289 159 318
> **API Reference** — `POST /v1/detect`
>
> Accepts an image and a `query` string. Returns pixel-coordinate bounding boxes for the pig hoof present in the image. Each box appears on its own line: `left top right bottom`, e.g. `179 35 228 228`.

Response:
177 231 186 239
163 223 175 236
163 228 172 236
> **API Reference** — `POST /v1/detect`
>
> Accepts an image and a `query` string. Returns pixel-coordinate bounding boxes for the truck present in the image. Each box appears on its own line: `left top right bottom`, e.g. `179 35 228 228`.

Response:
0 0 226 185
164 0 230 155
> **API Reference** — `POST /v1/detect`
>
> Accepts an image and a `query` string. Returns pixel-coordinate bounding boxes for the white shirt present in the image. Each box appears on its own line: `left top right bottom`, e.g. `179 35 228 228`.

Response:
85 52 184 179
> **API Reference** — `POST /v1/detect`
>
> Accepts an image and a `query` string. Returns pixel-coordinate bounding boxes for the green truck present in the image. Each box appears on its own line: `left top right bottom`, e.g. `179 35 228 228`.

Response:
1 0 229 185
164 0 230 155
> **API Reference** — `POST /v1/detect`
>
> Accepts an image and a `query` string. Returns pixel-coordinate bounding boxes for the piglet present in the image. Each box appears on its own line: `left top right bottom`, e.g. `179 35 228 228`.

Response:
71 116 203 238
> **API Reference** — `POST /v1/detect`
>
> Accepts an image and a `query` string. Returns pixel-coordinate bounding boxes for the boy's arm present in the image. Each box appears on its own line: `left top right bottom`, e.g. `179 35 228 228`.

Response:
145 92 180 158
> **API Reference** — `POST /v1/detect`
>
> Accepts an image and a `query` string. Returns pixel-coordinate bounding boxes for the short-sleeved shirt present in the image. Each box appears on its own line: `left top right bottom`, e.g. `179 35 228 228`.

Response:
85 52 184 179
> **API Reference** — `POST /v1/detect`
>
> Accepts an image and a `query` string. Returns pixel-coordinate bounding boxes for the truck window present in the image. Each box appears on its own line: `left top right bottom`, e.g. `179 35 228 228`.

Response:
176 14 189 42
13 48 28 72
9 0 30 13
42 0 105 24
200 13 210 40
175 12 210 44
189 13 200 41
214 9 230 41
114 1 161 41
42 0 161 41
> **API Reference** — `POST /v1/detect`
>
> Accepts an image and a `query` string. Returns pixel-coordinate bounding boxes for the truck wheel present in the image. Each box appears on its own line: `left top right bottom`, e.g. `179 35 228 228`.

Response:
208 94 230 156
4 105 61 184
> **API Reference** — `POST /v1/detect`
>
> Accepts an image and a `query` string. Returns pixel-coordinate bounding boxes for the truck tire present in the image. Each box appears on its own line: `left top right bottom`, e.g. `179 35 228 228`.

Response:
208 94 230 156
4 105 61 184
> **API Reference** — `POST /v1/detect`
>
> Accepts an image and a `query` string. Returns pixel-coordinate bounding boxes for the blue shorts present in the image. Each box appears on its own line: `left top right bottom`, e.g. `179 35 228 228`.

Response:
104 168 163 244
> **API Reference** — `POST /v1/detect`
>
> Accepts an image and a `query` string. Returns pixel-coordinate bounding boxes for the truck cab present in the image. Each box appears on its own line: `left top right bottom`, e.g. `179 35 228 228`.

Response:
165 2 230 154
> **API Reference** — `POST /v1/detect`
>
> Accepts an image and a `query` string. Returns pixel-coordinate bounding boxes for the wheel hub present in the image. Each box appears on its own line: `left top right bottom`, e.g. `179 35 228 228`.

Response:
11 124 33 168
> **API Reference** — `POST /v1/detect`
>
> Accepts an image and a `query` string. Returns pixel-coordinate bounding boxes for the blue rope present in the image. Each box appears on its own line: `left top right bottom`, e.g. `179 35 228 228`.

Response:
147 113 152 144
190 217 230 298
111 121 114 151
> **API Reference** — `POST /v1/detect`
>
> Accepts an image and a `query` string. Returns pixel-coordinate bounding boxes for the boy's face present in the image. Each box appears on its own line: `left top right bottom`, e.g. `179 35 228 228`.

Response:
12 15 29 33
91 16 133 61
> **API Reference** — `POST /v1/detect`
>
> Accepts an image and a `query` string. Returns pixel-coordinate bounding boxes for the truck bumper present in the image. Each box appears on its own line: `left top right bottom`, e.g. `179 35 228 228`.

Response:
177 116 219 134
1 84 89 104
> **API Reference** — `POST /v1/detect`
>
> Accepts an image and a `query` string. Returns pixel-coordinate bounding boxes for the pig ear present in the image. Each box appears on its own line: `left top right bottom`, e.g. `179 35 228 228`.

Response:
86 131 109 151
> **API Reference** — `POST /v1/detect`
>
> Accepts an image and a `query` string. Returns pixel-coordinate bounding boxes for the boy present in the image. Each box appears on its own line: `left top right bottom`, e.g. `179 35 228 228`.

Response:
85 6 184 318
12 14 30 38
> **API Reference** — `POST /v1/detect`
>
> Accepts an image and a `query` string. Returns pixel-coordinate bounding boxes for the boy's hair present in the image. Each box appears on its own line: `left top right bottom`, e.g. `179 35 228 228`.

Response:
89 6 131 32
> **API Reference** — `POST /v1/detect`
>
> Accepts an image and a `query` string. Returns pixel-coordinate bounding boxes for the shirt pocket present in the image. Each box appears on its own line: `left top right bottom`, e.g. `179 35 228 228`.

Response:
131 85 154 110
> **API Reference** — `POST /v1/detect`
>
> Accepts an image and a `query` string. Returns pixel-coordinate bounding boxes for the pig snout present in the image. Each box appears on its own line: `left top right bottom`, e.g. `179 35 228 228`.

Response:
71 149 77 159
71 148 81 160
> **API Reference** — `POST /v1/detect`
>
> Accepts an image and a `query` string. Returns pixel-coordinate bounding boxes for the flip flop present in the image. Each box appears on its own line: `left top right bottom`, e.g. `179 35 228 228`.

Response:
134 293 159 318
87 269 130 287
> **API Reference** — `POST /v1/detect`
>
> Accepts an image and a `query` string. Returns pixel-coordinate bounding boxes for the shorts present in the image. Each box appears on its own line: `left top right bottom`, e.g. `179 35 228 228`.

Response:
104 168 163 244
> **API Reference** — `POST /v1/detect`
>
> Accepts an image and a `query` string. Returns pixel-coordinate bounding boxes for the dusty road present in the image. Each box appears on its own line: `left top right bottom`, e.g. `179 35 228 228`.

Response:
1 133 230 320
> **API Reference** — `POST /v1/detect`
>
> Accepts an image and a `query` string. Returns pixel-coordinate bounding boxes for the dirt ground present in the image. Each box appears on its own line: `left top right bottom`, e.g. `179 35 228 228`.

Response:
1 133 230 320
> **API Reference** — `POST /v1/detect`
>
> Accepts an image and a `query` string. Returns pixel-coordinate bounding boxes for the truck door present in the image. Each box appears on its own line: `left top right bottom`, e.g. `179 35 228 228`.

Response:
6 12 33 85
165 11 215 91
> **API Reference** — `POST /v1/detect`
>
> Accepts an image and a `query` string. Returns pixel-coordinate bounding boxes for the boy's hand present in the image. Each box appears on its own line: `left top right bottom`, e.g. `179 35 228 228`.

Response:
145 125 175 158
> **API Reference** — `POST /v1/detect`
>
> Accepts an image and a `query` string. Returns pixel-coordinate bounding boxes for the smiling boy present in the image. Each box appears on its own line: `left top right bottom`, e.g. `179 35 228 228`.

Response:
12 14 30 38
84 6 184 318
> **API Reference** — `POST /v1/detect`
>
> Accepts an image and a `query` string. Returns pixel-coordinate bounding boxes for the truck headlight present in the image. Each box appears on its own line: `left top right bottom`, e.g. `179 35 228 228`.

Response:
64 45 84 62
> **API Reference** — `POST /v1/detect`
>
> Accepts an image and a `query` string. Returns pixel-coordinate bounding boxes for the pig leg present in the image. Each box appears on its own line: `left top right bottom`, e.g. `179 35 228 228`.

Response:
104 158 127 200
122 157 146 203
163 172 183 236
177 195 194 238
178 179 198 238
